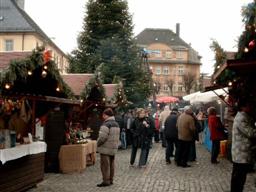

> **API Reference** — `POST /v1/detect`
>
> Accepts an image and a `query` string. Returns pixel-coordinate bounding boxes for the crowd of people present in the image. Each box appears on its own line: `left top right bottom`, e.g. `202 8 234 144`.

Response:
96 102 256 191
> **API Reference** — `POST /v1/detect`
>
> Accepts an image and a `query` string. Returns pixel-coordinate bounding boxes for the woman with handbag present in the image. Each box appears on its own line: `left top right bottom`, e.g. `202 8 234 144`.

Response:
207 107 225 164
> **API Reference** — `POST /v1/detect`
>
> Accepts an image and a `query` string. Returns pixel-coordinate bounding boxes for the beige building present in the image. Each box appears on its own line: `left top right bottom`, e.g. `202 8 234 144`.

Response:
136 24 201 97
0 0 69 73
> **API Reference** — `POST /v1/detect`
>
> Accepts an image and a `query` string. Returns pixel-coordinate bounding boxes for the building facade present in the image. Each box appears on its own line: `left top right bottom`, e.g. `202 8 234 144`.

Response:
136 24 201 97
0 0 69 73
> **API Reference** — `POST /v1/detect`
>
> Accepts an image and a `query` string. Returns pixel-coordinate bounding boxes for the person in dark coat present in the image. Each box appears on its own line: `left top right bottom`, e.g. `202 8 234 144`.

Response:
164 108 179 164
130 108 154 167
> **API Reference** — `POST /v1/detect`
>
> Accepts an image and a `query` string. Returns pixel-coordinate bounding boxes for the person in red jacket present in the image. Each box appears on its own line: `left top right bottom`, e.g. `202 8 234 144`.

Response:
207 107 224 164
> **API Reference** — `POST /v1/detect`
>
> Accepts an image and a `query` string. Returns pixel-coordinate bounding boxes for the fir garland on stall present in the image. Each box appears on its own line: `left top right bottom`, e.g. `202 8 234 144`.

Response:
0 46 73 98
81 74 106 103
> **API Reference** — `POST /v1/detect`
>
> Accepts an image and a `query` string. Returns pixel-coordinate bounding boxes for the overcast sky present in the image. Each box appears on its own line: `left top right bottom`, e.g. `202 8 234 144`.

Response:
25 0 252 75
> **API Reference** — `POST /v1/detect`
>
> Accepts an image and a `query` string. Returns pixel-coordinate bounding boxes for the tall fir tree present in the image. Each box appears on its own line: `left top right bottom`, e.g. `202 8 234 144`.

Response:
236 0 256 60
69 0 152 106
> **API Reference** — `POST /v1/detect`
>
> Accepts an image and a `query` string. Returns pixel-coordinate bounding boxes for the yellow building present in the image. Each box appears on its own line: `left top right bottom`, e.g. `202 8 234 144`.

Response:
136 24 201 97
0 0 69 73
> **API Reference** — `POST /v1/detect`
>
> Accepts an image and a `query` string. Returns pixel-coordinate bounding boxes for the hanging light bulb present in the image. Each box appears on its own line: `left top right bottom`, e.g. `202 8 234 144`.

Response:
228 81 233 86
244 47 249 52
56 87 60 92
27 70 33 76
217 65 220 69
5 83 10 89
43 65 48 70
42 70 47 78
102 98 106 102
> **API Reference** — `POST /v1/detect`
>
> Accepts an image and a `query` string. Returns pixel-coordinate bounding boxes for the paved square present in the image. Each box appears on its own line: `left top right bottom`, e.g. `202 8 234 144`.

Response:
29 143 256 192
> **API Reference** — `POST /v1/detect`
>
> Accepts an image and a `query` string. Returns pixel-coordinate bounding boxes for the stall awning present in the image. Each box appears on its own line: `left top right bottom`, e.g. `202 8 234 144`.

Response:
213 59 256 81
183 88 228 104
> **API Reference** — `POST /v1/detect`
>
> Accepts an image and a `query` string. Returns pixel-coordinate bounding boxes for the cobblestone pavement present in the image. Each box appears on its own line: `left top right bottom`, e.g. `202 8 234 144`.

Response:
29 143 256 192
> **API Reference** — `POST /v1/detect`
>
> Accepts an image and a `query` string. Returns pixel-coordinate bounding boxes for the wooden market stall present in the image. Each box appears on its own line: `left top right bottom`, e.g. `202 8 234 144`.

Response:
0 47 79 192
205 58 256 161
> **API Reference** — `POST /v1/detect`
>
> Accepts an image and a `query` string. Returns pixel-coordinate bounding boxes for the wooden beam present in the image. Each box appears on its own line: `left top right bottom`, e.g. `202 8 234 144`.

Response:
1 94 81 105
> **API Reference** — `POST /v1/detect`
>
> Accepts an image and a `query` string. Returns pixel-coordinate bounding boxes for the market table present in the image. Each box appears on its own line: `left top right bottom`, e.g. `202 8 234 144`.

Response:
0 141 47 192
59 140 97 173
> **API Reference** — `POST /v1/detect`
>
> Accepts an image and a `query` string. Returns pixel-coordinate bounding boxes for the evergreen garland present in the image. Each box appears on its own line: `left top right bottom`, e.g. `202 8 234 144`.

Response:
0 47 73 98
81 74 106 102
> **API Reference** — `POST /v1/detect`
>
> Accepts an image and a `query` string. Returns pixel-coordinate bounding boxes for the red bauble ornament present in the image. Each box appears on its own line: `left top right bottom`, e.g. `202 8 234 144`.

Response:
248 39 256 49
43 50 52 64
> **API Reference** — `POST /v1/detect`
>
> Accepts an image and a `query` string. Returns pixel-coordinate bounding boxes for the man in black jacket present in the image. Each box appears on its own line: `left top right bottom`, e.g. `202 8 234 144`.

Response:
164 108 179 164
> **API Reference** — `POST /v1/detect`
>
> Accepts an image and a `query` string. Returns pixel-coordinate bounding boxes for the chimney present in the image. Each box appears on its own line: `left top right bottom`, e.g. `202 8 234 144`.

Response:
15 0 25 10
176 23 180 37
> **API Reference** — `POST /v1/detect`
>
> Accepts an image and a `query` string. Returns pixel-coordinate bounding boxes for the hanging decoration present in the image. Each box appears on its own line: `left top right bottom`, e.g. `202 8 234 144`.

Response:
43 49 52 64
0 46 74 98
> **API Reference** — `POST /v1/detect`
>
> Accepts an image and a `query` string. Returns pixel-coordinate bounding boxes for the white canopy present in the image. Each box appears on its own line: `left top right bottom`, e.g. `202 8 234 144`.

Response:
183 88 228 104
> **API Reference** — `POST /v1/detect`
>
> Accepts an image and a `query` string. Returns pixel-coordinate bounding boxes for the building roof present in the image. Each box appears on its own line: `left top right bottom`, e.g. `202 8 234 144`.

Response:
135 28 201 64
62 74 94 96
135 28 189 48
0 0 66 56
0 51 31 69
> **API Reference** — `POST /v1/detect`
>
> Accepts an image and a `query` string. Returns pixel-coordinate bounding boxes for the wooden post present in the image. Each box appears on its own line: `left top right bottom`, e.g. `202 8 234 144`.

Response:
31 99 36 136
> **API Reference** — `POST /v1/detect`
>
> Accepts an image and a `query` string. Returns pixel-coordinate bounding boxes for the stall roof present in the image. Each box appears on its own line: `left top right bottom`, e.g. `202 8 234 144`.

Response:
212 59 256 81
183 88 228 104
0 52 31 69
3 94 80 105
62 74 94 96
0 47 73 98
103 84 118 99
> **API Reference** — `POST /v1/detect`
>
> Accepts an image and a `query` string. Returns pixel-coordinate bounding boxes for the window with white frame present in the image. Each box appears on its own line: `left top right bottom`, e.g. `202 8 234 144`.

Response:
5 39 13 51
178 65 185 75
163 66 169 75
156 67 161 75
165 51 172 58
176 51 184 59
153 50 162 58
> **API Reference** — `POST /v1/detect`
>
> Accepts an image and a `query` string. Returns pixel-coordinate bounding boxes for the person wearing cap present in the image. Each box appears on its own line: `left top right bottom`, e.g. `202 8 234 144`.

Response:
97 108 120 187
164 108 179 164
176 105 196 167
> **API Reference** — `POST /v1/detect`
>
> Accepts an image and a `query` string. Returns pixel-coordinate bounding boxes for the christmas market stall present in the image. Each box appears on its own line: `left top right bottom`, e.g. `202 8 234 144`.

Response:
0 47 79 192
58 74 128 173
205 0 256 161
